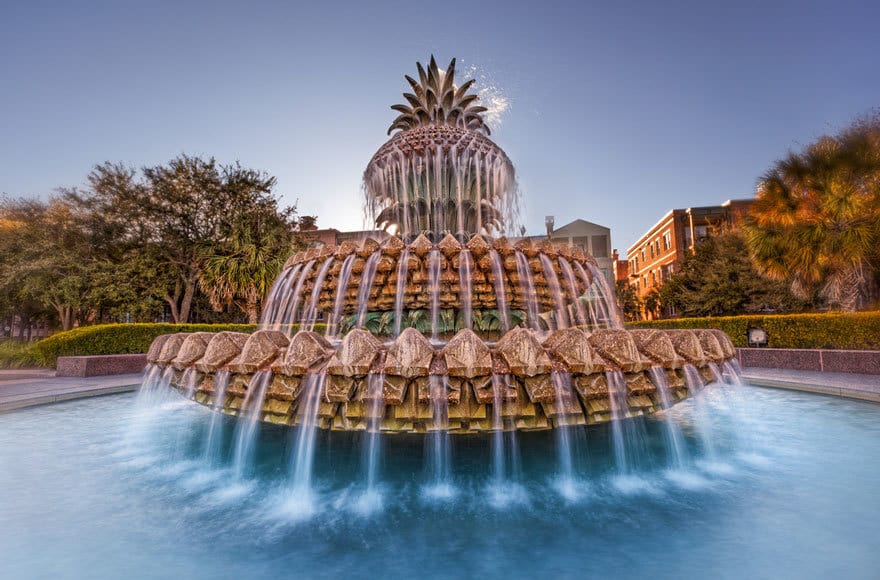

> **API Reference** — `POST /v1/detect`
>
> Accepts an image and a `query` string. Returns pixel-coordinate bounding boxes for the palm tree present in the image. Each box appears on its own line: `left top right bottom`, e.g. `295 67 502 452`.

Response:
198 215 294 324
746 115 880 311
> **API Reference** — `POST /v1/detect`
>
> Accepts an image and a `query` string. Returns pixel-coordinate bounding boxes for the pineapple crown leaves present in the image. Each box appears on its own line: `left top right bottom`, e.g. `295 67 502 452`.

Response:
387 56 490 136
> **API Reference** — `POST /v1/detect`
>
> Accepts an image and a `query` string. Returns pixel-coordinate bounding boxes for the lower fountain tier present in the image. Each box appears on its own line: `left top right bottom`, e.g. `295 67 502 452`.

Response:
146 326 738 433
273 232 602 320
165 364 720 433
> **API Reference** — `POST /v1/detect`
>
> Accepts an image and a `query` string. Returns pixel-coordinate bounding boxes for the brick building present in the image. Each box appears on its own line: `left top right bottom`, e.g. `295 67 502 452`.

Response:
626 199 754 318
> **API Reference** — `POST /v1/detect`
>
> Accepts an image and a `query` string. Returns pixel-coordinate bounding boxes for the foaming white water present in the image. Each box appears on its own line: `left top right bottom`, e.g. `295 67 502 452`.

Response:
420 482 458 502
551 475 590 502
210 480 257 504
610 474 663 496
697 459 737 476
351 487 385 516
736 452 772 468
663 469 712 490
486 481 530 508
270 487 321 522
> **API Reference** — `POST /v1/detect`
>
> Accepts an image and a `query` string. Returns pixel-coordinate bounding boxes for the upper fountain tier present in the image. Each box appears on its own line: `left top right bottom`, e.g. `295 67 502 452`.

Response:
363 56 517 240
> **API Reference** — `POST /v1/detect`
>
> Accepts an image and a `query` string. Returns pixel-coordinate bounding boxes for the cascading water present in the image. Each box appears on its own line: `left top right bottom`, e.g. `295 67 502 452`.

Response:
458 248 473 331
490 374 508 484
260 265 300 327
488 249 510 333
424 375 453 499
707 362 723 384
647 366 688 468
514 250 540 331
301 256 335 331
182 368 200 399
283 370 328 518
355 252 382 329
230 370 272 479
280 259 316 332
428 250 442 342
683 364 718 461
135 364 167 407
393 248 410 336
722 360 743 384
571 262 600 329
559 257 587 327
604 369 650 478
328 254 357 338
360 373 385 511
203 370 231 466
585 263 622 329
540 254 568 330
550 372 578 496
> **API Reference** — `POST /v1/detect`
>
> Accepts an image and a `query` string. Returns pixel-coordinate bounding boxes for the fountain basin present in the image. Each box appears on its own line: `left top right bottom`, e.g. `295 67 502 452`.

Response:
2 382 879 579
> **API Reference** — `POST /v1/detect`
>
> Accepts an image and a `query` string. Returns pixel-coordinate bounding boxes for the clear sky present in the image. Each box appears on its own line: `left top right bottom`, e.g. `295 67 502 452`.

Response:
2 0 878 256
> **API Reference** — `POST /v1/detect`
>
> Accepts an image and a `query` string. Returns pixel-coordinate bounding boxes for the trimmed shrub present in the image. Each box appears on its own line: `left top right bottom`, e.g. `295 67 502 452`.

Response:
626 311 880 350
29 323 326 367
0 340 41 369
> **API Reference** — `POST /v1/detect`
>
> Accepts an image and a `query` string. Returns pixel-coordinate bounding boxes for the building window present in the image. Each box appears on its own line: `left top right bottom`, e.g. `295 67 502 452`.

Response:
573 236 588 250
591 235 609 258
663 232 671 251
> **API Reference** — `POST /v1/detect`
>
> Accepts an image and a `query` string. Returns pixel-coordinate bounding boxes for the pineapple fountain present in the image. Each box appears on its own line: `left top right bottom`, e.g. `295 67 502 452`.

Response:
142 57 739 495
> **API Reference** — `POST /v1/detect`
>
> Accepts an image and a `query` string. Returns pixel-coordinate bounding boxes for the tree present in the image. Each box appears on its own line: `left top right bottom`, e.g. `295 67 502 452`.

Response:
0 197 95 330
198 204 300 323
614 280 643 322
659 232 807 317
745 113 880 311
644 289 662 320
71 155 298 322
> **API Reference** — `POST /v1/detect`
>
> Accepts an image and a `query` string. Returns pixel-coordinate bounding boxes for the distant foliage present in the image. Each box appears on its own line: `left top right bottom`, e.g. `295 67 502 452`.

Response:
0 155 315 332
746 112 880 311
627 311 880 350
615 280 642 322
659 232 806 317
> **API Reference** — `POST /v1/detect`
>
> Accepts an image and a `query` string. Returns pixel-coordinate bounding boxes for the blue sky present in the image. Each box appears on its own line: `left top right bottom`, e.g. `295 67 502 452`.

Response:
2 0 878 256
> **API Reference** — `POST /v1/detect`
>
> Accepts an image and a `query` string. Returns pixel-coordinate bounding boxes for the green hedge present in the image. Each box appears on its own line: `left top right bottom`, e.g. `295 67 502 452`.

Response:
27 323 325 367
626 311 880 350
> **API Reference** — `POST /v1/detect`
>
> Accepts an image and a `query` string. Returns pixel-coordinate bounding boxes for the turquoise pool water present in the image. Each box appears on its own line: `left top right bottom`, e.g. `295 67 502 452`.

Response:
1 384 878 579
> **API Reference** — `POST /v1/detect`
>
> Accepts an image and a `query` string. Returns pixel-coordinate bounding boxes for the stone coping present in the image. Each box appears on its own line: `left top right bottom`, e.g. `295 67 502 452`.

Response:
0 373 142 413
741 367 880 403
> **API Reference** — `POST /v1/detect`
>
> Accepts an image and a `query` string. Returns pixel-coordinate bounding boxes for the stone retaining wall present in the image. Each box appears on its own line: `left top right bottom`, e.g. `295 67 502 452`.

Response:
56 354 147 377
737 348 880 375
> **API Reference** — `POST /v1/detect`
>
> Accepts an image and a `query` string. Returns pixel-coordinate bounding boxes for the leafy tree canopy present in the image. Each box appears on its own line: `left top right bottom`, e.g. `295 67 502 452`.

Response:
745 112 880 311
659 232 808 317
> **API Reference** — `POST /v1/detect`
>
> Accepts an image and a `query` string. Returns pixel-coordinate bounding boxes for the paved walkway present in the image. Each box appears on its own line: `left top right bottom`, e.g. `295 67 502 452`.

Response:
0 369 142 413
741 367 880 403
